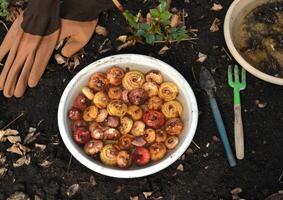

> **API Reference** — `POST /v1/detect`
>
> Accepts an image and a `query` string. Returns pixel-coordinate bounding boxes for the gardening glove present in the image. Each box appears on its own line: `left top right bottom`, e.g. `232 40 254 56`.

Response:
0 0 60 98
58 0 114 57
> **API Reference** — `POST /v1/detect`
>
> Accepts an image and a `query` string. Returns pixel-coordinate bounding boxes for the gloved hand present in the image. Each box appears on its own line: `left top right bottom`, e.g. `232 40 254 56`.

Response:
58 19 98 58
0 0 60 98
0 13 59 97
58 0 114 58
0 0 113 98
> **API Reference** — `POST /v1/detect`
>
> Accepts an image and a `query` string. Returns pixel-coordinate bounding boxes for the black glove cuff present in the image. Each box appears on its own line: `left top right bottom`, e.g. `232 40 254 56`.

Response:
21 0 60 35
60 0 114 21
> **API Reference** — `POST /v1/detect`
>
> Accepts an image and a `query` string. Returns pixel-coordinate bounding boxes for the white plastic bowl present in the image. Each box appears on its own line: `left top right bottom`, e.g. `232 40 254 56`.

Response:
224 0 283 85
58 54 198 178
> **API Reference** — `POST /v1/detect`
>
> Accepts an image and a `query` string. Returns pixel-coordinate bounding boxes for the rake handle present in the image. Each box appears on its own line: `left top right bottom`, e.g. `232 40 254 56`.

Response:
209 97 236 167
234 104 244 160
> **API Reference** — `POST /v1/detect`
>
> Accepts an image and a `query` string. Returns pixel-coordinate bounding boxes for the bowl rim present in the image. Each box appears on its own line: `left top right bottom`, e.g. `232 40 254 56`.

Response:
57 54 199 178
224 0 283 85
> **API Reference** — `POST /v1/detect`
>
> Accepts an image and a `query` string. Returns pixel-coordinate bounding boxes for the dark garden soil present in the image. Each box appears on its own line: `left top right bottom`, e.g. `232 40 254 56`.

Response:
0 0 283 199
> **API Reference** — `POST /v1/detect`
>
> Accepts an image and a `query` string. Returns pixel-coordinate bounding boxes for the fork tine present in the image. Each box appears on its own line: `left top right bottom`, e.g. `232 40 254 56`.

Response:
228 65 234 87
234 65 239 83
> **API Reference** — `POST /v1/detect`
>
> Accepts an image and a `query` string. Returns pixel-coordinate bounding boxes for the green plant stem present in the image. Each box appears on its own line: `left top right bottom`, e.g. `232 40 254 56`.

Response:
153 37 198 44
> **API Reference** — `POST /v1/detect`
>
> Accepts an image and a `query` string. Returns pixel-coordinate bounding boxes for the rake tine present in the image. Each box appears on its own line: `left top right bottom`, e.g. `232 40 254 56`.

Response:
228 65 234 87
234 65 239 83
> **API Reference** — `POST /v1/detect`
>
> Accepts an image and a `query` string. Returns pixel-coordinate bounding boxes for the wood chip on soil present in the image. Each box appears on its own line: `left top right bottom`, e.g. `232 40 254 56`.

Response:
66 184 80 197
210 18 221 32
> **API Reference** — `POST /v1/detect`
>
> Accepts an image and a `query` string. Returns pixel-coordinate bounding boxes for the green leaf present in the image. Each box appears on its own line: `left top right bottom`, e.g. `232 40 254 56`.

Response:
150 8 160 19
158 1 167 12
139 23 151 31
155 34 164 41
0 0 8 17
168 26 189 41
159 11 172 25
123 10 138 29
145 34 155 44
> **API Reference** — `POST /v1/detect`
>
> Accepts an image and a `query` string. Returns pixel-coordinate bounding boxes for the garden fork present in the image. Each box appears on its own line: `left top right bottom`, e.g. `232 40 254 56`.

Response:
228 65 246 160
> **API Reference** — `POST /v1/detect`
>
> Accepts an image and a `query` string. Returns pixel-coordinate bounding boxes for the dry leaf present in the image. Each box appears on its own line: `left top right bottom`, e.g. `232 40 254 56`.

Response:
186 148 193 154
5 6 22 22
35 144 46 151
210 18 221 32
117 40 137 51
143 192 153 199
98 38 113 54
13 155 31 167
7 192 30 200
38 160 53 168
231 187 242 195
231 187 242 200
34 195 42 200
89 175 97 186
0 131 6 142
18 143 31 155
95 25 108 36
0 167 7 177
5 129 19 136
24 132 40 144
7 144 23 156
7 136 21 144
29 127 36 133
55 40 64 50
177 164 184 171
170 14 180 27
130 196 139 200
117 35 128 43
0 153 6 165
158 46 170 55
212 135 220 142
196 52 208 63
66 184 80 197
211 3 223 11
55 54 67 65
146 13 152 24
73 55 80 69
114 185 124 193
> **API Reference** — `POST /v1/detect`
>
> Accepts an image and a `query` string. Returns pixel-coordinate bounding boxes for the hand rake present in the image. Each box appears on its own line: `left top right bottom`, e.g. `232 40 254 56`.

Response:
228 65 246 160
